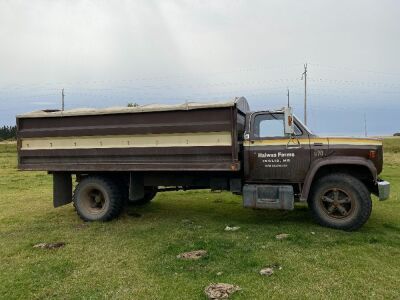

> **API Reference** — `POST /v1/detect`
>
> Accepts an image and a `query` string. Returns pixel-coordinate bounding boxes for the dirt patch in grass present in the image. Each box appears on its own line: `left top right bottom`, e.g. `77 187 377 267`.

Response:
33 242 65 249
204 283 241 299
275 233 290 240
224 225 240 231
177 250 207 260
260 263 282 276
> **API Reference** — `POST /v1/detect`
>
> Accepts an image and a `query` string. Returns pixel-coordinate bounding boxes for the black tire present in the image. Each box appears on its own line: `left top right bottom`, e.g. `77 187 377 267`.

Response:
308 173 372 231
73 176 123 221
127 189 157 206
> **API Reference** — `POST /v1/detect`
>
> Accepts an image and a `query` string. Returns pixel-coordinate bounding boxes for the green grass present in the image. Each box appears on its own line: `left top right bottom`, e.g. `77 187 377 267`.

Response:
383 136 400 153
1 140 399 299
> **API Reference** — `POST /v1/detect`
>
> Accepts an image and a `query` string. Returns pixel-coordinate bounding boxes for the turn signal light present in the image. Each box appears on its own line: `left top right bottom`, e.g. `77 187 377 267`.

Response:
369 150 376 159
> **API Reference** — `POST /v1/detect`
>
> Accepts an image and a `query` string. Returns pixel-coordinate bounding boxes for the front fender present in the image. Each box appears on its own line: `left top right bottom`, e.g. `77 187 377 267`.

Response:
300 156 377 201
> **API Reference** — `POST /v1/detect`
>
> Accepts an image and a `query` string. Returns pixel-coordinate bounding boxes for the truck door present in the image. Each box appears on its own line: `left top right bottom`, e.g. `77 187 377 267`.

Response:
244 112 311 183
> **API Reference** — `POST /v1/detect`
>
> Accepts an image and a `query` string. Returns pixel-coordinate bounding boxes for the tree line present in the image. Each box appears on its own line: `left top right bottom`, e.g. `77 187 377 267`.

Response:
0 125 17 140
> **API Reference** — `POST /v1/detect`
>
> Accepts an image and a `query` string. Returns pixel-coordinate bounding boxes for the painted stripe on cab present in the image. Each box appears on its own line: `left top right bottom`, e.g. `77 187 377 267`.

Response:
244 138 382 147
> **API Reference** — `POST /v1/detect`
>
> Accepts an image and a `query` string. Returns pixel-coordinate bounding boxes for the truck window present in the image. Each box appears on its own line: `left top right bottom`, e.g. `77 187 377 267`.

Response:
254 114 284 137
253 113 302 138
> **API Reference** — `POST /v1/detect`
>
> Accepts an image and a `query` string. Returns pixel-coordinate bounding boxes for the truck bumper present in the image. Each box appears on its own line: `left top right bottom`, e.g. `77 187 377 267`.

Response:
377 180 390 201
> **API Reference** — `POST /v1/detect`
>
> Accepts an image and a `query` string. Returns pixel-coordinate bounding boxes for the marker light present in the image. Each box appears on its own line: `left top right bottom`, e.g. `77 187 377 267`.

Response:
369 150 376 159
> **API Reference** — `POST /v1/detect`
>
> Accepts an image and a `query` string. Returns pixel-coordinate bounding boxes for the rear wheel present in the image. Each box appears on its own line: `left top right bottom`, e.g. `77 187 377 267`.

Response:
73 176 123 221
309 173 372 231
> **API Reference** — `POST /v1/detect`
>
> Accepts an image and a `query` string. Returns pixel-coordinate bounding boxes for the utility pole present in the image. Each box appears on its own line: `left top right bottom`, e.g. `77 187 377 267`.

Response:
61 88 65 111
301 63 308 125
364 113 367 137
287 88 290 107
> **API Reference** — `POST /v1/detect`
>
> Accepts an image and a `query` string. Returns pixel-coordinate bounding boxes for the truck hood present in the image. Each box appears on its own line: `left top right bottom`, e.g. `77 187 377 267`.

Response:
325 137 382 147
316 136 383 174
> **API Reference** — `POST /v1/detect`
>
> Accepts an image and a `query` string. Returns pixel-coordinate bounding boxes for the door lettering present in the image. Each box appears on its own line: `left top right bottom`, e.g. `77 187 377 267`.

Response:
257 152 295 168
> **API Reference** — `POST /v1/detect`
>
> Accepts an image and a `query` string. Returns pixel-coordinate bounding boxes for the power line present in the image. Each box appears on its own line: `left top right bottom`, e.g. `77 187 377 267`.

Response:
301 63 308 125
364 113 368 137
309 63 400 78
0 63 304 90
61 88 65 111
308 77 400 89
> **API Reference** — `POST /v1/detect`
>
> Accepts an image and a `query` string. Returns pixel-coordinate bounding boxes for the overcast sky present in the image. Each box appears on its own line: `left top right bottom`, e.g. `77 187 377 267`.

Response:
0 0 399 135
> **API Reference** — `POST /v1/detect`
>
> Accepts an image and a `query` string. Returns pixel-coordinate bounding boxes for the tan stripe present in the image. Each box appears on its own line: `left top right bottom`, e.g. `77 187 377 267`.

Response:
328 138 381 145
244 139 309 146
21 132 232 150
244 138 382 147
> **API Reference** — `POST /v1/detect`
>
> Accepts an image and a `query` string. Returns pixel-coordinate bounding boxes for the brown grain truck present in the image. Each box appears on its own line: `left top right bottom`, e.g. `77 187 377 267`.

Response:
16 97 390 230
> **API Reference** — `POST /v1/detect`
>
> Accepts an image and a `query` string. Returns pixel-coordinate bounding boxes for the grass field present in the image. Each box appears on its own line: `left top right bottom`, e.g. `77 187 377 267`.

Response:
1 140 399 299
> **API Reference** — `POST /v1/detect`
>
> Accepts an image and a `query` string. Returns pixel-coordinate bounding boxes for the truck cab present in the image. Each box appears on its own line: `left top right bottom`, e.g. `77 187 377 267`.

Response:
241 108 389 230
244 110 312 184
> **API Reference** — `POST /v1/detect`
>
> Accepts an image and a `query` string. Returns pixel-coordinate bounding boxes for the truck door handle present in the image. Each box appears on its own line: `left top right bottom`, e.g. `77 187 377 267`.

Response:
313 142 323 146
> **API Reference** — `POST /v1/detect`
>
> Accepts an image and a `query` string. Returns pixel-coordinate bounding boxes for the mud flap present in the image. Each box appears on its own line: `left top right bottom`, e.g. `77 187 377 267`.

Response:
53 173 72 207
243 184 294 210
129 173 144 201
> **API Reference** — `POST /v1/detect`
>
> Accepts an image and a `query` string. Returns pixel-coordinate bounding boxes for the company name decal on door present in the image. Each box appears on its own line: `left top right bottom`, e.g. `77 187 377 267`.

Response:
257 152 296 168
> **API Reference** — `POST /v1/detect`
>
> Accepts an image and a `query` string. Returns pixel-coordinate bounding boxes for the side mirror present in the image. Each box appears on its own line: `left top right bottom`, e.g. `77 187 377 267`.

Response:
284 107 294 135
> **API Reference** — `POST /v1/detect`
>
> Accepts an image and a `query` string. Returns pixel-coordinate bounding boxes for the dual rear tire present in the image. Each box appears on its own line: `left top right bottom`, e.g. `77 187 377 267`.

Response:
73 176 156 222
73 176 123 221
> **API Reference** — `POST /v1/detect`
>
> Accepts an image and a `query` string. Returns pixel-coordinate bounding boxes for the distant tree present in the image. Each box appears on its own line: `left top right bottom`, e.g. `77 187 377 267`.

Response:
0 125 17 140
127 102 139 107
394 132 400 136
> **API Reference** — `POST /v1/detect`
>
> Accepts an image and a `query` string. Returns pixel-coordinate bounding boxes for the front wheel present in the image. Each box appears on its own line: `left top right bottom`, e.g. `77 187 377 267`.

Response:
308 173 372 231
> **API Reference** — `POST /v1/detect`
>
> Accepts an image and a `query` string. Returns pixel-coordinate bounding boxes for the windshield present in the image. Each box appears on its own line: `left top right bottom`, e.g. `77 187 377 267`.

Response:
294 115 313 135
